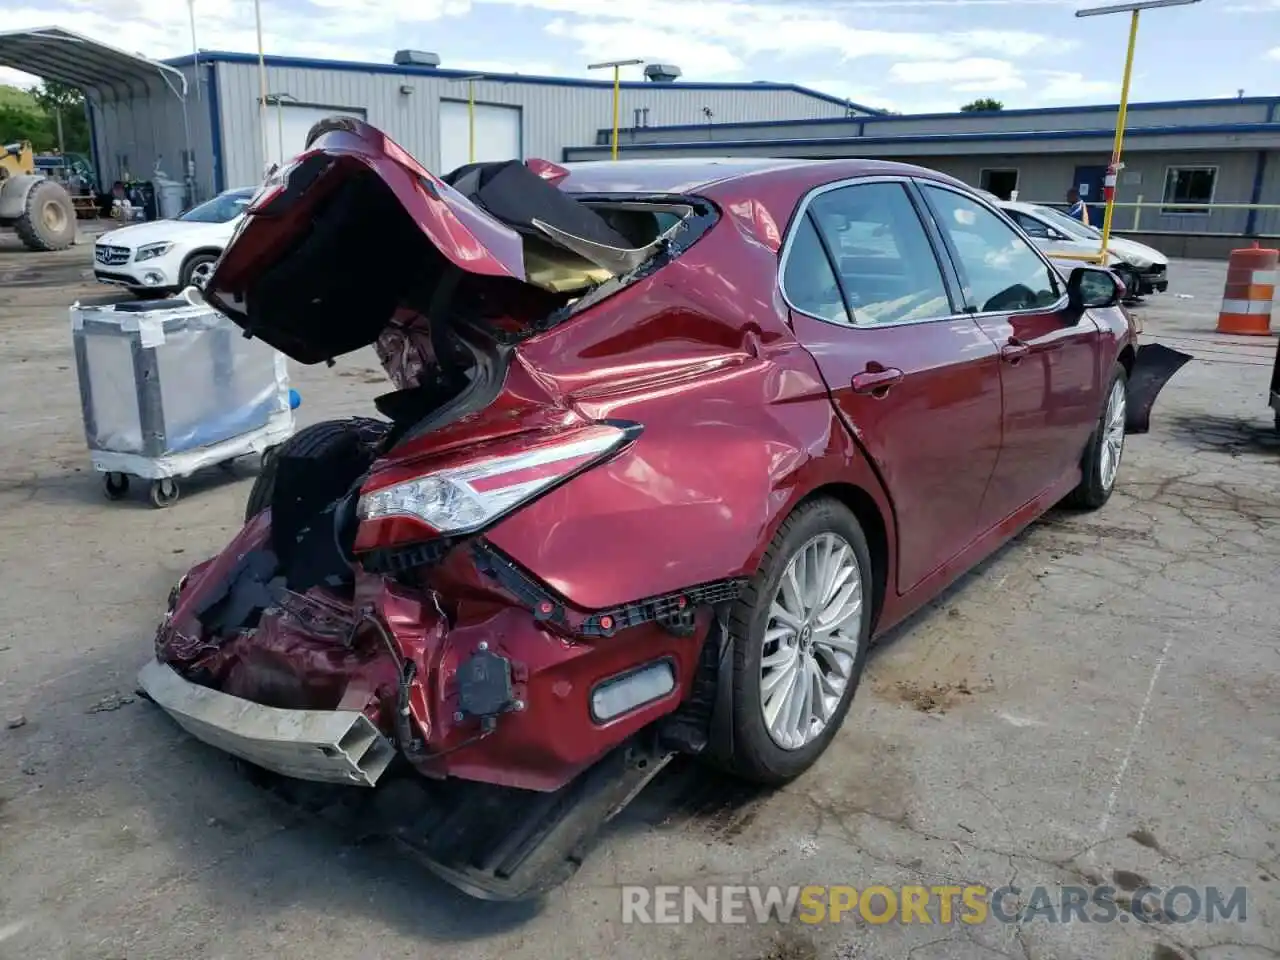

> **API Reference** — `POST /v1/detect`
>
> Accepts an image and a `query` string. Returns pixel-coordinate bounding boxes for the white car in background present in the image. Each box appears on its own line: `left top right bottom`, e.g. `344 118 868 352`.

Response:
93 187 254 298
996 199 1170 298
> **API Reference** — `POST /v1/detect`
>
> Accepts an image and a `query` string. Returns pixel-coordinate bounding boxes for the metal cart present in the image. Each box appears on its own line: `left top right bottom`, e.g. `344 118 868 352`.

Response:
71 296 296 507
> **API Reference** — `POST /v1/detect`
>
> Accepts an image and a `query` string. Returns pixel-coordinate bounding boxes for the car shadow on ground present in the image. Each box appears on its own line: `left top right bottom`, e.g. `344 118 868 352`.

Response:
1163 411 1280 454
0 510 1027 946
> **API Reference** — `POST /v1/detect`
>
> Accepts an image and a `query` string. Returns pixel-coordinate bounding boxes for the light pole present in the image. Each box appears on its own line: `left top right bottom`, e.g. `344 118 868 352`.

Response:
451 74 486 163
263 92 297 169
588 58 644 160
1075 0 1201 262
253 0 270 175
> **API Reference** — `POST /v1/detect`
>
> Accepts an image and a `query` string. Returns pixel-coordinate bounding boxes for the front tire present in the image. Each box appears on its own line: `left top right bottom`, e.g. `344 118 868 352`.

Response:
14 180 76 251
180 252 219 290
1066 364 1128 510
722 497 873 785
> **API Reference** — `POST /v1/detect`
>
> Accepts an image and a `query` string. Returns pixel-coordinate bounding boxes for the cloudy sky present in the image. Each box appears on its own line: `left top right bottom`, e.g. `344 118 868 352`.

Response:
1 0 1277 114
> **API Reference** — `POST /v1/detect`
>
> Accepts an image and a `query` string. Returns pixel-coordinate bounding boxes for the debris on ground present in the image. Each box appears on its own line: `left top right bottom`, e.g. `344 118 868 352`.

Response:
6 715 27 729
86 694 136 714
895 680 974 714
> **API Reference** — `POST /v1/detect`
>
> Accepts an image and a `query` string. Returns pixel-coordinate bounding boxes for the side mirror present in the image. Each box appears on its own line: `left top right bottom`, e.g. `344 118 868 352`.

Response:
1067 266 1122 311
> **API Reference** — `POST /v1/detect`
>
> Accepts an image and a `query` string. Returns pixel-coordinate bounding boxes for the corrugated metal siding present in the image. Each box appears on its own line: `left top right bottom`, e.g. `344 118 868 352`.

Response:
1258 150 1280 235
213 61 849 186
864 151 1272 236
91 64 216 202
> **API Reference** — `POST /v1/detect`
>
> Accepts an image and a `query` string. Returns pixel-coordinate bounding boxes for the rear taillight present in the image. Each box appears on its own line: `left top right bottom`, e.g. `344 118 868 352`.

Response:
355 421 639 547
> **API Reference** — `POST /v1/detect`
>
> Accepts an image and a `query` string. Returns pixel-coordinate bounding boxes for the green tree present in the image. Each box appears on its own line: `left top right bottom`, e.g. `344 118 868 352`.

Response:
30 81 91 154
0 102 50 147
0 84 51 149
960 98 1004 112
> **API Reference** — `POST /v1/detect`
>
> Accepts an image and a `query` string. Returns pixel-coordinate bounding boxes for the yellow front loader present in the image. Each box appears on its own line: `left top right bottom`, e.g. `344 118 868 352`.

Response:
0 141 77 251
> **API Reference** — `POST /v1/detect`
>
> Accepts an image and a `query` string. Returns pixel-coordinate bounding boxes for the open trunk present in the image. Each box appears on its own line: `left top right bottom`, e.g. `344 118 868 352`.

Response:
204 117 703 371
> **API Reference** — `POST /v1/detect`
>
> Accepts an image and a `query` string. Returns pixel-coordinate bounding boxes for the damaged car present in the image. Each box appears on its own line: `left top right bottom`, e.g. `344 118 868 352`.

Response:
138 118 1190 901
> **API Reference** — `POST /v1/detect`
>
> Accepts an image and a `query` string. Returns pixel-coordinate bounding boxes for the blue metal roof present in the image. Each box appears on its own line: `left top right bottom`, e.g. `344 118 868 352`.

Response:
161 50 885 115
590 94 1280 136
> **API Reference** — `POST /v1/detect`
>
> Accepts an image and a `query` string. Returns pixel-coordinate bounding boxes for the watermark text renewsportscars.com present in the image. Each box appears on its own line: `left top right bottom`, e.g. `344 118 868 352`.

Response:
621 884 1248 926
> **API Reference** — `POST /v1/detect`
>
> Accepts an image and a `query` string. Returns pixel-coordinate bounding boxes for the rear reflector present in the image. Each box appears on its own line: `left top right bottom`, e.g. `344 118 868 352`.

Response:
590 660 676 723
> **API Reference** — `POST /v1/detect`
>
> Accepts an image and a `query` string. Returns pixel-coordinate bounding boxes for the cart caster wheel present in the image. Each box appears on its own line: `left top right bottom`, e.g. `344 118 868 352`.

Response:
149 478 180 508
260 445 279 471
104 472 130 500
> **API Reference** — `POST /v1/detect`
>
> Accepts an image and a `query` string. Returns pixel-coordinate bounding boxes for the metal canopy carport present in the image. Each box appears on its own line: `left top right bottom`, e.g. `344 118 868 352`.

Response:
0 27 191 196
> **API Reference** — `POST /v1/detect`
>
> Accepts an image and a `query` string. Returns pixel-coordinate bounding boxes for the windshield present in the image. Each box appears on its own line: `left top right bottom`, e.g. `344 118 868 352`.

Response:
1034 204 1101 240
178 190 254 224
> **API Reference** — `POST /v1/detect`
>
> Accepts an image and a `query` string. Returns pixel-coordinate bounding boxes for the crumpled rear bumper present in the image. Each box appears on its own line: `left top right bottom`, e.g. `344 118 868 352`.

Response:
137 658 396 787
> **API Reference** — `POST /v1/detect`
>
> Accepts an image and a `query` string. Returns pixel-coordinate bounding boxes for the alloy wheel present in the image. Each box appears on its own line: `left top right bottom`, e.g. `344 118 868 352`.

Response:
760 532 862 750
1099 379 1127 492
191 261 215 288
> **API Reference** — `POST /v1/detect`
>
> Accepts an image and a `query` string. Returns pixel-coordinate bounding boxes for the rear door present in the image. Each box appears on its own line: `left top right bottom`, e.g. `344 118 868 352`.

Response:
916 182 1103 522
781 178 1004 594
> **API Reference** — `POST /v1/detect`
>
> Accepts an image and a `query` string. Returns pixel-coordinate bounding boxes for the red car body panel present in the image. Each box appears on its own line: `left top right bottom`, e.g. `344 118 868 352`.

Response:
150 123 1150 797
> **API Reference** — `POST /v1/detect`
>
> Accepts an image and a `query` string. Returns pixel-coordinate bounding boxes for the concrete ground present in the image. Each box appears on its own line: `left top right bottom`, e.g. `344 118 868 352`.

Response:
0 239 1276 960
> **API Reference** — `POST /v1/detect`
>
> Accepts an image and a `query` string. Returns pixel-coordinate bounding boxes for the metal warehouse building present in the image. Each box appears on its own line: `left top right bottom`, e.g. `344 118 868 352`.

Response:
0 28 872 205
2 27 1276 256
563 97 1280 254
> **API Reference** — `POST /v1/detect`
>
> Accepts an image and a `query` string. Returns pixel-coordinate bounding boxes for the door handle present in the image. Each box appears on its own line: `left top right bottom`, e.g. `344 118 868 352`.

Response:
1001 339 1031 364
851 366 904 395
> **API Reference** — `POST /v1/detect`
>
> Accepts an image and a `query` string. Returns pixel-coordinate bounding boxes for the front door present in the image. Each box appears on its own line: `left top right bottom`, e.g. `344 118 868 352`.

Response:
781 178 1004 594
916 183 1103 521
1072 164 1109 228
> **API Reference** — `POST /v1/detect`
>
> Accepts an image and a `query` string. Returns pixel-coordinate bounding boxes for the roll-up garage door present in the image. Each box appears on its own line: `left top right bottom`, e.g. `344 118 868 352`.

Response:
266 104 366 171
438 100 521 176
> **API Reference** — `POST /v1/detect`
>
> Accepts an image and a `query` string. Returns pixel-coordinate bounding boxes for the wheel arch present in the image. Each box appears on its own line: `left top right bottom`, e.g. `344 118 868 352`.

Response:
794 482 890 635
1117 342 1135 377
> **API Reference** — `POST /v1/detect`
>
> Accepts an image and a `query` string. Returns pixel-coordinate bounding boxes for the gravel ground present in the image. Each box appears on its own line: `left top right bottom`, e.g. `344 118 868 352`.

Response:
0 239 1276 960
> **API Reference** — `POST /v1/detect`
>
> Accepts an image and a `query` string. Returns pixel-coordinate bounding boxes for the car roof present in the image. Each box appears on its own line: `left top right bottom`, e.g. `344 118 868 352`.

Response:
556 157 969 197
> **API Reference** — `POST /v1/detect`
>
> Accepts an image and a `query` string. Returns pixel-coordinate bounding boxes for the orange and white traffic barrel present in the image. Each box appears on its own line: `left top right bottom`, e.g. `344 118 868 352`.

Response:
1217 244 1278 336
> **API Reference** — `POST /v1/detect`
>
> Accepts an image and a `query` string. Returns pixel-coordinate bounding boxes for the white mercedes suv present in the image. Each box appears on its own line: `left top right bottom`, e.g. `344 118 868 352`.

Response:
93 187 253 298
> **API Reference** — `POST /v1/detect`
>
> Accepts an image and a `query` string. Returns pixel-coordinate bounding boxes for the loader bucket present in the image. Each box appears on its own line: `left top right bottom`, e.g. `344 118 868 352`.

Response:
1126 342 1193 434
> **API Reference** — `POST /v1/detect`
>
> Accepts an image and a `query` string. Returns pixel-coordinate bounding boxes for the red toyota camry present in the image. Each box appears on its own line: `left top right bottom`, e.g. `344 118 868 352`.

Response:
139 118 1187 901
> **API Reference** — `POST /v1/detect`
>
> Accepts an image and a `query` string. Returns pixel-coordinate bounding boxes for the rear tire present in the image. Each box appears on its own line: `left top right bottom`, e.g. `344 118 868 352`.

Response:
722 497 873 786
244 418 389 522
14 180 76 251
1065 363 1128 510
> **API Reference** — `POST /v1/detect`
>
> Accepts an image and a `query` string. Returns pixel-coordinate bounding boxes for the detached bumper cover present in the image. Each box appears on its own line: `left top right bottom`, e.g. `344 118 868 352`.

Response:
137 658 396 787
1126 342 1193 434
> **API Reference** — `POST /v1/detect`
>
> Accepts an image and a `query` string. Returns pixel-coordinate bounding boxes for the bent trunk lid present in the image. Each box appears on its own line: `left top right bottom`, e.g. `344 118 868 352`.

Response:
203 118 634 365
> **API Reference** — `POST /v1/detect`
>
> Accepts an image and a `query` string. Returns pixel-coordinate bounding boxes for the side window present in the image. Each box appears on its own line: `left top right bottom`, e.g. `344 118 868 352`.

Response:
1012 212 1051 240
921 186 1062 314
807 183 952 325
781 216 850 325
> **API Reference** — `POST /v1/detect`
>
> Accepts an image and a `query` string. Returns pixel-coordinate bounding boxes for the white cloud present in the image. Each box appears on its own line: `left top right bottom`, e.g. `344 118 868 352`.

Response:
1037 71 1117 100
477 0 1057 70
1267 46 1280 60
544 18 744 76
889 57 1027 93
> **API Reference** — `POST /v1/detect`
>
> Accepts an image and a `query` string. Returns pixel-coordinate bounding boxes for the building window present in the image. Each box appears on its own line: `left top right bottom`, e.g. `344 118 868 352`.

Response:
979 168 1019 201
1162 166 1216 215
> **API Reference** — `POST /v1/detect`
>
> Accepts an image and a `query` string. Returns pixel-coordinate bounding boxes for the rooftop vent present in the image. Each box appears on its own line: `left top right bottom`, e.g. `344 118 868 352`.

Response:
393 50 441 68
644 63 682 83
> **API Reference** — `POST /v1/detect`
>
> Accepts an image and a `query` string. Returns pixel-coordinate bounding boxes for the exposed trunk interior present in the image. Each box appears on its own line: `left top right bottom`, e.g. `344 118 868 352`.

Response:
235 160 699 369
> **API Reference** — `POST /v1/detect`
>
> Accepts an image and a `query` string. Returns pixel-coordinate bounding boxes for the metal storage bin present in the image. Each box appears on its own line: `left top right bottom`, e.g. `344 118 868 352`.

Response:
71 296 295 507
